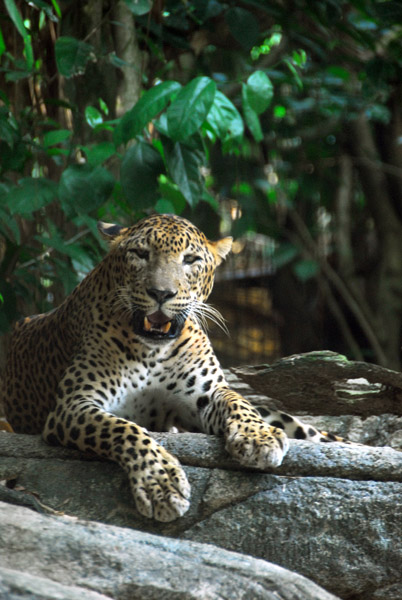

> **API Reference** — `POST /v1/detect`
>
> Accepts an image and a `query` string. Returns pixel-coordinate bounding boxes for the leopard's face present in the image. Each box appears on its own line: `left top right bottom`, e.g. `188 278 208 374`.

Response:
99 214 232 342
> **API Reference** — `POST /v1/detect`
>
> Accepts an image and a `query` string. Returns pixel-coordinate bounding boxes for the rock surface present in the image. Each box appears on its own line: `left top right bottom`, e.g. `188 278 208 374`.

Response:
227 361 402 449
232 351 402 417
0 502 339 600
1 358 402 600
1 431 401 600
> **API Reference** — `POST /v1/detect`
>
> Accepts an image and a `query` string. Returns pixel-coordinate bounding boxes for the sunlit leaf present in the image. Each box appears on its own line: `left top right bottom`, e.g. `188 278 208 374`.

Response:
98 98 109 115
51 0 62 18
246 71 273 114
85 106 103 128
251 32 282 60
274 105 286 118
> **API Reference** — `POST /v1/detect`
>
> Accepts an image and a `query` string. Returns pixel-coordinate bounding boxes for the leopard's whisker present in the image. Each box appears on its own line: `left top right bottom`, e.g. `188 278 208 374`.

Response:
190 300 229 335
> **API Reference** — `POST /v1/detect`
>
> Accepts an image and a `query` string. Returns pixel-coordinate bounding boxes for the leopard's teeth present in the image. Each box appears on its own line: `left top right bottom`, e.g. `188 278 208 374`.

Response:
160 321 172 334
143 316 172 334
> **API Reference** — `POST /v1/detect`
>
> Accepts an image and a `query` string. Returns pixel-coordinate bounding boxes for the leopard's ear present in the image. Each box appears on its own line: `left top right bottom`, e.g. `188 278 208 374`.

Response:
213 237 233 265
97 222 129 244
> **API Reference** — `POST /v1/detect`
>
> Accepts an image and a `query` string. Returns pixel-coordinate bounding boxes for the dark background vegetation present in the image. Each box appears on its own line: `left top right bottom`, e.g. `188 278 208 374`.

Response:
1 0 402 368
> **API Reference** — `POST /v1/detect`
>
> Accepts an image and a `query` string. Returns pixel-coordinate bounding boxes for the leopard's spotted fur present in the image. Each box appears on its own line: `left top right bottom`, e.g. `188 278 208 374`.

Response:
4 214 342 521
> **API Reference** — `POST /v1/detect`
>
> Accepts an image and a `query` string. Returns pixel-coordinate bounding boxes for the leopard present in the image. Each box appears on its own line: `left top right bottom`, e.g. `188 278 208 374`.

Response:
3 213 343 522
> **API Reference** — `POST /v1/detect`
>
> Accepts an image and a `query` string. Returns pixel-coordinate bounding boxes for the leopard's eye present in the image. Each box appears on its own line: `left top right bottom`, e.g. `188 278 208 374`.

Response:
183 254 201 265
128 248 150 260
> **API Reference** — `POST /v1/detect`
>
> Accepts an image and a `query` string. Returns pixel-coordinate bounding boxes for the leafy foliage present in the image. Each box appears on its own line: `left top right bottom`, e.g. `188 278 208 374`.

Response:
1 0 402 368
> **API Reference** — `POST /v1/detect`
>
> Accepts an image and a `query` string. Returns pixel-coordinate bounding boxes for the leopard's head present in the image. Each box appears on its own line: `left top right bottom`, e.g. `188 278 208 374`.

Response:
98 214 232 342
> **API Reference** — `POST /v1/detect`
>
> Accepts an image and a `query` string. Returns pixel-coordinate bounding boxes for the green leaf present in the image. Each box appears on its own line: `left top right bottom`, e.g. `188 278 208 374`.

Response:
4 0 34 70
246 71 273 114
24 34 34 70
251 32 282 60
7 178 57 216
59 165 115 216
28 0 59 22
272 243 298 269
293 259 319 281
0 206 20 243
55 37 93 77
98 98 109 115
274 105 286 118
155 198 176 214
36 231 94 272
51 0 61 18
120 141 165 209
4 0 26 38
158 176 186 214
167 77 216 142
43 129 71 148
114 81 181 145
85 106 103 128
0 28 5 58
326 66 351 81
241 84 263 142
293 49 307 67
284 58 303 89
165 142 204 207
225 7 259 50
0 139 28 173
206 90 244 143
124 0 152 16
5 70 32 82
82 141 116 166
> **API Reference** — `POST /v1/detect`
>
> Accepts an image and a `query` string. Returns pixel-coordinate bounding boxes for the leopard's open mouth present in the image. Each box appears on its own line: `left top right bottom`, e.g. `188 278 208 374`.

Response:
132 310 184 341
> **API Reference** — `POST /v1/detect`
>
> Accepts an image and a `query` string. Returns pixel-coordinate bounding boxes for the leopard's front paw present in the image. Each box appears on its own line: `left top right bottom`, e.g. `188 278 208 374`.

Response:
127 442 190 522
225 420 289 469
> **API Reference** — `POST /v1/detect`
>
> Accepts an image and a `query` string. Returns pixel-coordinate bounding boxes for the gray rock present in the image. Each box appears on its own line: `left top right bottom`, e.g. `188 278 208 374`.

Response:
0 502 339 600
0 567 112 600
225 366 402 448
182 472 402 600
1 431 402 599
231 351 402 417
2 354 402 600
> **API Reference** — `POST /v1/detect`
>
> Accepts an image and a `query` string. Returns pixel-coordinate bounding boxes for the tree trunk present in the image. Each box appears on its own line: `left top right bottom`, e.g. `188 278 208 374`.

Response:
349 114 402 370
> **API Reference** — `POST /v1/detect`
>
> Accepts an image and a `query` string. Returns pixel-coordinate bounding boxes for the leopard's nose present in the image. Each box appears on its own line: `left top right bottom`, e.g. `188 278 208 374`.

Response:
146 288 177 304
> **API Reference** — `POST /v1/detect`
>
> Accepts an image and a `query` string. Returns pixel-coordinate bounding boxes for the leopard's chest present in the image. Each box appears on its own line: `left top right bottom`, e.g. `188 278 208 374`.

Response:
104 359 202 432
